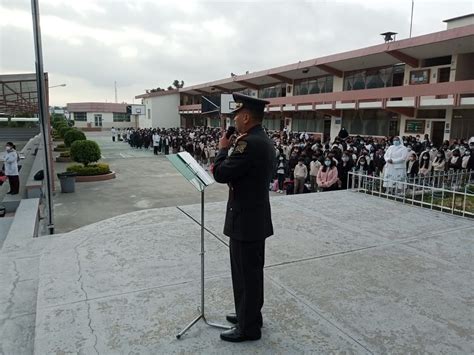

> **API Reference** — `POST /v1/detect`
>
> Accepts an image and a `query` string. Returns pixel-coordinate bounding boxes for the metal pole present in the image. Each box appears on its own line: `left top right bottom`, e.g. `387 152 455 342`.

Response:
201 188 205 315
31 0 54 234
409 0 414 38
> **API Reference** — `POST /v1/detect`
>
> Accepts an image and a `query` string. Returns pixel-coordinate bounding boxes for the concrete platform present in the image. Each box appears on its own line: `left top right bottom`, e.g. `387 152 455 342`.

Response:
31 191 473 354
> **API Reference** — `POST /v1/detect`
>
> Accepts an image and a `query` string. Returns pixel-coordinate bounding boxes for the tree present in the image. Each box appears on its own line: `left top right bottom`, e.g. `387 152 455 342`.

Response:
149 87 166 93
172 80 184 89
64 129 86 147
70 140 101 166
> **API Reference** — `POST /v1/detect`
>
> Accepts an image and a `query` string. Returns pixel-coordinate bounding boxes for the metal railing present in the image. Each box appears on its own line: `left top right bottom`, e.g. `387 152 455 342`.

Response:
348 170 474 218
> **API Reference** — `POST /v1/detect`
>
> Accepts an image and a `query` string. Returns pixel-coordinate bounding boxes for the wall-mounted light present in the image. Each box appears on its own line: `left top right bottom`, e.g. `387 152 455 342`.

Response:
302 68 309 74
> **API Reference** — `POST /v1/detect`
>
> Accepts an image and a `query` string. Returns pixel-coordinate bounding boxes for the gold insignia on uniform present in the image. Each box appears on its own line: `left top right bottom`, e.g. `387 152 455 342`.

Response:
234 141 247 154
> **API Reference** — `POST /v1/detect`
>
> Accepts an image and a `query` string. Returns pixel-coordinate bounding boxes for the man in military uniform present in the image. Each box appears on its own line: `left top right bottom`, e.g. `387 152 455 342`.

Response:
213 93 274 342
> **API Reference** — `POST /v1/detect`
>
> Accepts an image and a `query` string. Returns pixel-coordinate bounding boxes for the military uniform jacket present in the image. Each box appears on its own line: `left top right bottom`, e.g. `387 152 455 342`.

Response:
213 125 274 242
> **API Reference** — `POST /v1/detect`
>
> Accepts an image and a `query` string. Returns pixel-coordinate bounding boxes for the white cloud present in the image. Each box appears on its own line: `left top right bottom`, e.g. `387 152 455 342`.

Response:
118 46 139 59
1 0 472 106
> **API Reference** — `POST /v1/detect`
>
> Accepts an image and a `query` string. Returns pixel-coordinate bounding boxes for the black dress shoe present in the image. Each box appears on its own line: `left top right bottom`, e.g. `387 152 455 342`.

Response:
220 327 261 342
226 313 238 324
226 313 263 328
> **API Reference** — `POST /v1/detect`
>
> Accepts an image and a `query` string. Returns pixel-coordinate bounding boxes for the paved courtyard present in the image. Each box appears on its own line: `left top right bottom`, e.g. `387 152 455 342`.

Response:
2 191 473 354
53 131 230 233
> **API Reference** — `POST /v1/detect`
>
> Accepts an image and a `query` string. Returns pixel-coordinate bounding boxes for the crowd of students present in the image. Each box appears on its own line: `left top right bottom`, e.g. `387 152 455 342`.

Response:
271 129 473 194
113 126 474 194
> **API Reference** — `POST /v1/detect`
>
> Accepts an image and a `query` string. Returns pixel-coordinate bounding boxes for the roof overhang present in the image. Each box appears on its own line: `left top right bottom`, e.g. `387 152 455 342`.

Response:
177 25 474 95
0 73 48 116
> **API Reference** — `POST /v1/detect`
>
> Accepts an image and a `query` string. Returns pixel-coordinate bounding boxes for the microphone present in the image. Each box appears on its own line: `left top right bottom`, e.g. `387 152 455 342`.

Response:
225 126 236 139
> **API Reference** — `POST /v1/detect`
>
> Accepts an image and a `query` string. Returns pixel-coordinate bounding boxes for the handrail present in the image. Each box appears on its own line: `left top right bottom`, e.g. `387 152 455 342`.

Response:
347 170 473 218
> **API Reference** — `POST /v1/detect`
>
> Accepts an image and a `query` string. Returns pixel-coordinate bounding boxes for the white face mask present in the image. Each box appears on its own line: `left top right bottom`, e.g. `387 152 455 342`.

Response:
6 146 12 151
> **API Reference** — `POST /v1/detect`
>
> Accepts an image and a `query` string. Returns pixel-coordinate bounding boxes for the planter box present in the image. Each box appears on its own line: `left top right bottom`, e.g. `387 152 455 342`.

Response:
54 147 68 152
56 157 72 163
75 171 116 182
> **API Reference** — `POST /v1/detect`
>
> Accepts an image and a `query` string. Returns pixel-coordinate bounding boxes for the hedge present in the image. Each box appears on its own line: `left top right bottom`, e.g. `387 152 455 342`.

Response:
64 129 86 147
70 140 101 166
66 163 110 176
59 126 74 138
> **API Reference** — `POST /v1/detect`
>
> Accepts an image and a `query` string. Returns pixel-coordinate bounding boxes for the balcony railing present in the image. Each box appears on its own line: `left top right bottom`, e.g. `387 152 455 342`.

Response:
267 80 474 108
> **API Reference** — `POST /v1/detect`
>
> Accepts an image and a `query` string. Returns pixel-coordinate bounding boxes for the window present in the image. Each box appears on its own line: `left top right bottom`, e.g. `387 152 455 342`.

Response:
344 66 398 91
73 112 87 121
258 84 286 99
113 112 130 122
294 76 333 96
147 109 151 119
341 110 398 136
452 109 474 139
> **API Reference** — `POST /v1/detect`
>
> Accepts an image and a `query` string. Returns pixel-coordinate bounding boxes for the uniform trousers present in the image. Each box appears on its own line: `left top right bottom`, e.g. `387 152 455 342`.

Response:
229 238 265 336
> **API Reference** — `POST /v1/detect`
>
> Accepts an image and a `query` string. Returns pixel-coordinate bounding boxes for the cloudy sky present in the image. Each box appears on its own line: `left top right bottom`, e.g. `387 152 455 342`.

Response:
0 0 472 106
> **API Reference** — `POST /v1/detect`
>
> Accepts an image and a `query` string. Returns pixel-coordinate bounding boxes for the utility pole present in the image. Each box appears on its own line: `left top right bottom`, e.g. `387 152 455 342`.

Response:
409 0 414 38
115 81 118 103
31 0 54 234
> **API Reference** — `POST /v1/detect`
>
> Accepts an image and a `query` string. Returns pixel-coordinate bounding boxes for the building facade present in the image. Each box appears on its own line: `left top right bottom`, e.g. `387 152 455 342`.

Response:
66 102 132 129
135 90 181 129
172 15 474 144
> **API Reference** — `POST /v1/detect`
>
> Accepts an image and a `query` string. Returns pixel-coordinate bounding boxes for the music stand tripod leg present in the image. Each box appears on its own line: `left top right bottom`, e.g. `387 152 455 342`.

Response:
176 314 203 339
199 189 232 330
176 189 231 340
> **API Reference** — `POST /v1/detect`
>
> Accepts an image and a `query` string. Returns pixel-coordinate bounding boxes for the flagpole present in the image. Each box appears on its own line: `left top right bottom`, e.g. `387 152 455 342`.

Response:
409 0 414 38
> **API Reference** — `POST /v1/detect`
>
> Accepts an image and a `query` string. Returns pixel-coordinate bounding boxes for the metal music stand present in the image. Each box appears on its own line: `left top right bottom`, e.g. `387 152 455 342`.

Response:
167 152 231 339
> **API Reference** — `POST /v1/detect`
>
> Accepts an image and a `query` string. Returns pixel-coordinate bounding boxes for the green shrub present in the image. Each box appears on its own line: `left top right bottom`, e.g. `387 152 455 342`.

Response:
64 129 86 147
53 120 68 130
70 140 101 166
59 126 74 138
66 163 110 176
59 151 70 157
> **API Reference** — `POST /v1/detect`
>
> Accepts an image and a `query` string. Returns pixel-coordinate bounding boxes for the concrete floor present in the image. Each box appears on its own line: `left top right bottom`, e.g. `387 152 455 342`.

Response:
30 192 473 354
53 132 231 233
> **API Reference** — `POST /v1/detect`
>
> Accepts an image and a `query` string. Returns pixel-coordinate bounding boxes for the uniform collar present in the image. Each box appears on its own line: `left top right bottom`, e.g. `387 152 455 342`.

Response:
245 124 263 135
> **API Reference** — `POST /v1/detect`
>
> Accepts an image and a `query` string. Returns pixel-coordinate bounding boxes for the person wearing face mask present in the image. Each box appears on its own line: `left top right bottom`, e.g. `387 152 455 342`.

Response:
316 157 339 192
447 149 462 171
275 155 288 193
355 156 372 176
309 155 322 192
372 148 386 177
293 158 308 194
4 142 20 195
462 148 472 169
419 152 431 176
431 150 447 187
442 144 452 160
406 152 420 179
383 136 408 191
337 153 354 189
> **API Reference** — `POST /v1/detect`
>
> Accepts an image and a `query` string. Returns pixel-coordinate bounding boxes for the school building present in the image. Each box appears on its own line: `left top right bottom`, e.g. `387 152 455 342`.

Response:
137 14 474 145
66 102 133 130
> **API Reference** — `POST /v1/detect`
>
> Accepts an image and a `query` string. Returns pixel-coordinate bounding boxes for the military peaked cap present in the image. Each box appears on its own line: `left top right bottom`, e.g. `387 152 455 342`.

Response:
232 93 269 113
